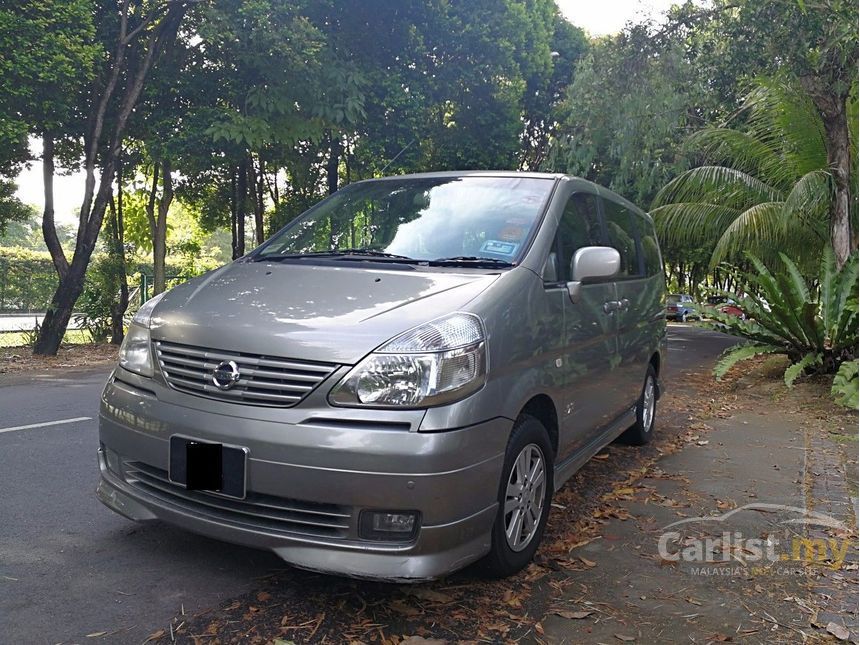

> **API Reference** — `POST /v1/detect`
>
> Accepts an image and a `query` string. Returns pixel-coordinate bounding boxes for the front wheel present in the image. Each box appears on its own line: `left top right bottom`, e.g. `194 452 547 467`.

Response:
620 365 658 445
480 415 553 578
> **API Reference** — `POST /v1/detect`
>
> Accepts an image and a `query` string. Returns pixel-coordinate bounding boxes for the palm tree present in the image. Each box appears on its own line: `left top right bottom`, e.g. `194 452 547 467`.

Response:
651 76 857 275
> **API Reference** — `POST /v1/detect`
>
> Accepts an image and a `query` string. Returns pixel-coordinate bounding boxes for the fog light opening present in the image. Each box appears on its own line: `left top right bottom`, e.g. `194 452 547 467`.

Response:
359 510 420 541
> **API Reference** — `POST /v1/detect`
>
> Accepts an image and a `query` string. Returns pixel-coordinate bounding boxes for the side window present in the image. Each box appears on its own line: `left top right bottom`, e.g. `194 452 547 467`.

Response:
604 200 641 278
636 215 662 277
545 192 603 283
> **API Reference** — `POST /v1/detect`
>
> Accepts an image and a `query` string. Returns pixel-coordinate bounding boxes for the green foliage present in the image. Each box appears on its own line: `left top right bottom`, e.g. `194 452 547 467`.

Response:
707 250 859 396
0 0 98 170
831 360 859 409
546 22 708 207
652 77 855 271
75 255 121 343
0 178 35 234
0 246 58 311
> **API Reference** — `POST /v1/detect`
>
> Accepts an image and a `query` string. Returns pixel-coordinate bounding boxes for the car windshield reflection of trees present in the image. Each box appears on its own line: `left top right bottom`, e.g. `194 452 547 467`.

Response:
256 177 551 265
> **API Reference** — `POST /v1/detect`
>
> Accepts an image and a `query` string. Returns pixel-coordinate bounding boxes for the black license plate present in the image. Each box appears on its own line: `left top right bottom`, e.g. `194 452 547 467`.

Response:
169 436 247 498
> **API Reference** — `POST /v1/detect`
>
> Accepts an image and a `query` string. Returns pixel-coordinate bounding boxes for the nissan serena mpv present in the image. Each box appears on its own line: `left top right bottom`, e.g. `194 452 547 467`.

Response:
97 171 666 581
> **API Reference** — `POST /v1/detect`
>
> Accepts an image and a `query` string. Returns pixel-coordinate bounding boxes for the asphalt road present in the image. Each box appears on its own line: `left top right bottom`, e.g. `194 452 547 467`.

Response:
0 324 737 644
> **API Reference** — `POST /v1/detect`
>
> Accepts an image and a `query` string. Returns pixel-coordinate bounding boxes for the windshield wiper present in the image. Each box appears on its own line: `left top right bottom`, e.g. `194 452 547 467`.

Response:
254 249 418 262
429 256 514 267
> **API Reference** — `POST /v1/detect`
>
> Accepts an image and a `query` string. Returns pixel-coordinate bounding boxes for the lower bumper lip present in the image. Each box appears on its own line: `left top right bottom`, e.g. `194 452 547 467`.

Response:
97 460 497 581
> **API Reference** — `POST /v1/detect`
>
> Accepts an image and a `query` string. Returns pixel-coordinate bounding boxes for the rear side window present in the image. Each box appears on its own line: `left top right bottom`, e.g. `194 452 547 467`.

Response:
637 215 662 277
548 192 604 282
603 199 640 278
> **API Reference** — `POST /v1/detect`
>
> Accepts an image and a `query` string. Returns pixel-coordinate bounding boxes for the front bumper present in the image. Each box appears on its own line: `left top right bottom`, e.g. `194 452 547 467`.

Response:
97 374 509 581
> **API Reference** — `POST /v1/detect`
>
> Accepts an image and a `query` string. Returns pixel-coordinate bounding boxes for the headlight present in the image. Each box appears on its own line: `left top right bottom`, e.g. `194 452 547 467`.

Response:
329 312 487 408
118 293 164 377
118 323 153 377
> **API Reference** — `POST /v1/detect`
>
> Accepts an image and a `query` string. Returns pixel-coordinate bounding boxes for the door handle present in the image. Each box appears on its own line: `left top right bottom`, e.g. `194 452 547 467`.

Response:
603 300 620 314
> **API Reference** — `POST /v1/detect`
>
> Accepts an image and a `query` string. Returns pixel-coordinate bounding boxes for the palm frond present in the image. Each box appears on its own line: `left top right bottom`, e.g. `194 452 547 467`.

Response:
710 202 785 267
784 352 822 387
744 78 828 176
781 169 832 239
714 343 783 380
652 165 783 211
685 128 790 190
832 360 859 409
650 202 740 251
819 246 838 333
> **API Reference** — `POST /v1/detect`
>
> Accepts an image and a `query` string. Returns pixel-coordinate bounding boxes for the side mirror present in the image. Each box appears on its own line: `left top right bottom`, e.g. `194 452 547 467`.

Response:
566 246 620 303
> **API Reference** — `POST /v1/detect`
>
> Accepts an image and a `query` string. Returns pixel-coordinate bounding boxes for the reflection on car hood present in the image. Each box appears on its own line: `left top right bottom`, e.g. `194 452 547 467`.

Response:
149 261 498 364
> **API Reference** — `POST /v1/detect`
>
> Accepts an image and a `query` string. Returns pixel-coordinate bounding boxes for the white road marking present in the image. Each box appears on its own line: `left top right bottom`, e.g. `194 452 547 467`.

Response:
0 416 92 435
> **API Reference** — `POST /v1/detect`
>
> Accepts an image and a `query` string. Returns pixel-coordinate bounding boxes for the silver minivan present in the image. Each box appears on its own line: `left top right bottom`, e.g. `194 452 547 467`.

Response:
98 171 666 581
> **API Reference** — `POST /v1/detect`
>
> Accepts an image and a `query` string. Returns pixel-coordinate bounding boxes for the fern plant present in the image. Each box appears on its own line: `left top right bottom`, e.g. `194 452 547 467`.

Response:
831 360 859 409
707 249 858 393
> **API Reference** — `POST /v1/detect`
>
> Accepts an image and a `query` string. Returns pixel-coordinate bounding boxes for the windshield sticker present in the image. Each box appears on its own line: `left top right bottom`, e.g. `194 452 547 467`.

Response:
481 240 519 256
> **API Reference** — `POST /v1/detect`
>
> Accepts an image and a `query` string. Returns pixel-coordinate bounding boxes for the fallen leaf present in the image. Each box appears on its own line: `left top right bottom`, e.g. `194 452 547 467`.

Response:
686 597 703 606
390 600 421 617
615 634 635 641
579 556 597 568
257 591 272 602
406 588 453 603
86 632 108 638
826 622 850 640
552 610 593 620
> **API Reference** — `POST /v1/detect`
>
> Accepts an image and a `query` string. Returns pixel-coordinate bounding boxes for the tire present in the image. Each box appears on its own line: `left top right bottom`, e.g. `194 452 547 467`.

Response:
480 415 554 578
620 365 658 446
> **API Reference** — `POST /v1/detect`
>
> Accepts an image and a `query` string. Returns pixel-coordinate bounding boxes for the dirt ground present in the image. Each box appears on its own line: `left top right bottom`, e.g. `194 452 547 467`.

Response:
137 355 857 644
0 343 118 376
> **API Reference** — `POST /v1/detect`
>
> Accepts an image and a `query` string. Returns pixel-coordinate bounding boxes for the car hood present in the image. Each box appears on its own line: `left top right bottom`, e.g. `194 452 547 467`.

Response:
149 261 498 364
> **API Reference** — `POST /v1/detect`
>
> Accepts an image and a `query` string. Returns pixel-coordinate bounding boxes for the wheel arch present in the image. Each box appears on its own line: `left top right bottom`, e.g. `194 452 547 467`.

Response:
517 394 559 458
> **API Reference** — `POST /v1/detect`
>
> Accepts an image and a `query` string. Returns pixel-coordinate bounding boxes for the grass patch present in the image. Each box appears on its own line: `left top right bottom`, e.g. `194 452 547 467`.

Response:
0 329 92 348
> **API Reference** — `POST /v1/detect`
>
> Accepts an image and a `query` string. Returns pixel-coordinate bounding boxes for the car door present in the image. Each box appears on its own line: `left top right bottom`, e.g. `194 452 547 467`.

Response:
546 191 622 461
602 197 659 413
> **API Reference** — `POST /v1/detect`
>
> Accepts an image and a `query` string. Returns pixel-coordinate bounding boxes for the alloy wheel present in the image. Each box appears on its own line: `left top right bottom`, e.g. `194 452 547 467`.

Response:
642 375 656 433
503 443 547 552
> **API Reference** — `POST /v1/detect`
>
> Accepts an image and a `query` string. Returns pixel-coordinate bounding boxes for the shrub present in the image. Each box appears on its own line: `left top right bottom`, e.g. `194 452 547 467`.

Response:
0 246 57 311
831 360 859 409
75 254 125 343
706 249 858 398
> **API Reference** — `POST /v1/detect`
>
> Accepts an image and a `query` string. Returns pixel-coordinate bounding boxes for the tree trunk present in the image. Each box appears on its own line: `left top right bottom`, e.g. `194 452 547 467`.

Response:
40 135 68 282
144 161 160 295
800 75 856 270
822 108 854 269
254 156 265 244
109 156 129 345
230 166 238 259
153 159 173 295
234 157 248 259
327 132 341 195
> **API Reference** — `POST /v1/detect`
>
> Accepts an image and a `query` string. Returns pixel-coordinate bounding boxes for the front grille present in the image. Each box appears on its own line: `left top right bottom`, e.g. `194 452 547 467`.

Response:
154 340 337 407
123 461 352 539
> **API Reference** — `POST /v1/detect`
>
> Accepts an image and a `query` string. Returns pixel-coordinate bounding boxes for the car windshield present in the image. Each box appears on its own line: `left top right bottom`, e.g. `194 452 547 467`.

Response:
253 176 555 264
667 295 683 304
